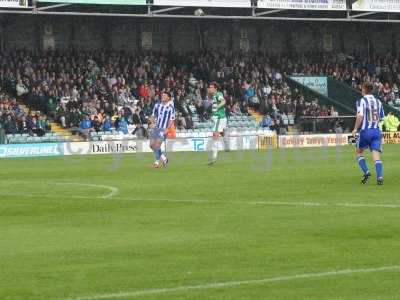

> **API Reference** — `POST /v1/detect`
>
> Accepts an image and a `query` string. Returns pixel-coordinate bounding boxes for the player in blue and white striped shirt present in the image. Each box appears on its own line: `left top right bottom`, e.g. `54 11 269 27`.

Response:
352 82 385 185
150 91 174 168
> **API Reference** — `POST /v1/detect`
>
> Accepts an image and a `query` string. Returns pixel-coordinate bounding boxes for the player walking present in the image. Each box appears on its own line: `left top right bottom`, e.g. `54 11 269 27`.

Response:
208 82 228 165
352 82 385 185
150 91 174 168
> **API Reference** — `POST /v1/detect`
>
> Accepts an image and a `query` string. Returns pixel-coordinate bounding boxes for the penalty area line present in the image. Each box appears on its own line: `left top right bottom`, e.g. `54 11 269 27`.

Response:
67 265 400 300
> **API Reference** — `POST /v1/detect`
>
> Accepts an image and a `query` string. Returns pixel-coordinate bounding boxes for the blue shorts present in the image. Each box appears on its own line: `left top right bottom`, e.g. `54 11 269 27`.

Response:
150 128 166 141
357 129 382 152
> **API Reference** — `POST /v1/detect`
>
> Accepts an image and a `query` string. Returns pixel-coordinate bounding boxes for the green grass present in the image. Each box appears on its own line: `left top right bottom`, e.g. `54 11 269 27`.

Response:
1 145 400 300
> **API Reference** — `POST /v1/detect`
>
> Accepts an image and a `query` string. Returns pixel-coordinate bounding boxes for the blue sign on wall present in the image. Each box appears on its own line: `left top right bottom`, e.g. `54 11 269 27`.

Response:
192 138 205 151
0 143 63 158
290 76 328 96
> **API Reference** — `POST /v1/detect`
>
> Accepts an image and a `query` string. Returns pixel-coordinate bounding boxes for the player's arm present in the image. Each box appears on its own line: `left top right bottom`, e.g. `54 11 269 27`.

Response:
378 104 385 130
149 104 158 128
352 99 364 137
379 105 385 121
167 108 175 128
216 95 226 110
168 106 176 128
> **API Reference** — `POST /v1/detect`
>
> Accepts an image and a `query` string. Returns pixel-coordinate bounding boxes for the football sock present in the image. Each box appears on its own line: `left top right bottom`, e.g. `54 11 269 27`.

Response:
210 139 218 162
161 152 167 161
154 149 161 160
375 160 383 179
223 134 229 151
357 156 369 175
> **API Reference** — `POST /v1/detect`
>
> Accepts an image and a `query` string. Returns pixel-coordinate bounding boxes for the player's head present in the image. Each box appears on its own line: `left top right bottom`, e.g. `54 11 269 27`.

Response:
208 81 220 96
362 82 374 96
161 91 171 104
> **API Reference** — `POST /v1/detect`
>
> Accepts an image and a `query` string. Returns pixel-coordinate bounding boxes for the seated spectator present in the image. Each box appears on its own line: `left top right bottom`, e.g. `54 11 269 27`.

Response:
79 115 93 140
93 116 103 132
4 115 18 135
0 122 5 144
230 102 242 116
47 97 57 120
18 115 32 135
260 115 273 128
185 114 194 129
116 116 128 134
132 108 145 125
132 123 148 139
102 115 112 132
36 114 50 137
176 112 187 130
270 118 287 135
16 79 28 98
67 107 82 129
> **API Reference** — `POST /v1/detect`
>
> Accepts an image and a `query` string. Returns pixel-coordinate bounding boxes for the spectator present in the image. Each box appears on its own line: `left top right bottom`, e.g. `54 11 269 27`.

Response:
260 115 273 128
18 115 31 135
116 116 128 134
0 122 5 144
93 116 103 132
79 115 93 140
132 123 148 139
383 112 400 132
36 114 50 137
102 115 112 132
4 115 18 134
176 112 187 130
16 79 28 98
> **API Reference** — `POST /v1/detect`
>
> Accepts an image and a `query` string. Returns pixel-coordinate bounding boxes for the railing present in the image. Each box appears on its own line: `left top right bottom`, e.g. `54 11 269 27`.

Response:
299 116 355 133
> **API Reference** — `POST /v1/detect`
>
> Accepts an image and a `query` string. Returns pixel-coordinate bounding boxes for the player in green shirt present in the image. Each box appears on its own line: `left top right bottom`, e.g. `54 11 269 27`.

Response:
208 81 228 165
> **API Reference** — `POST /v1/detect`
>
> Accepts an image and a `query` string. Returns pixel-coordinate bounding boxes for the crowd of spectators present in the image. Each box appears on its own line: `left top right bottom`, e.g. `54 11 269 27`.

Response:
281 52 400 107
3 50 400 137
0 87 51 137
0 49 342 139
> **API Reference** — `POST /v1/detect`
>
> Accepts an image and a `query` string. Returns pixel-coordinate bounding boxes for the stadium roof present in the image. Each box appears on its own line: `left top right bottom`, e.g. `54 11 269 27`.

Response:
0 0 400 23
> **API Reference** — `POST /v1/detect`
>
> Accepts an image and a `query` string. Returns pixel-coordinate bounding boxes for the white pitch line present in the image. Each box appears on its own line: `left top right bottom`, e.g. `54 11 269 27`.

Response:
1 181 119 199
54 183 119 199
1 193 400 209
67 265 400 300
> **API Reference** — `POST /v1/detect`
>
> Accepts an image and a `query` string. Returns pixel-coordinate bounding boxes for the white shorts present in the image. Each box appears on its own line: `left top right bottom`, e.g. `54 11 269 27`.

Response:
212 117 227 133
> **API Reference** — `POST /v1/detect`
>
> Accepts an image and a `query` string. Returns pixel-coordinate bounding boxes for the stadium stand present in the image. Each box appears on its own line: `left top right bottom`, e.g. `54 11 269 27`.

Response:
0 50 343 143
284 52 400 110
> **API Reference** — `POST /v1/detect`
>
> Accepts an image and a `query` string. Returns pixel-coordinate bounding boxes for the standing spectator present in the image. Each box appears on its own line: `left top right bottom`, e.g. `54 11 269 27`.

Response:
383 112 400 132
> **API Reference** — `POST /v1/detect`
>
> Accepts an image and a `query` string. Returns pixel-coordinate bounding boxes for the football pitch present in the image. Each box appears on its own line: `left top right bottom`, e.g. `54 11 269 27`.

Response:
1 145 400 300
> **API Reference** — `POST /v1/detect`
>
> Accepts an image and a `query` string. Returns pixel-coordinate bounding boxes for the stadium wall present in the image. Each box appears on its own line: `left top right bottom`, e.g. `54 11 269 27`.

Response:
2 133 400 158
0 135 266 158
1 15 399 54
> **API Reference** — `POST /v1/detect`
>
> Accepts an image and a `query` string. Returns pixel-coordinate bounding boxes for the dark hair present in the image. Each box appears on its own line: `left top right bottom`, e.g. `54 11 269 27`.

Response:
363 82 374 94
209 81 220 91
162 91 171 98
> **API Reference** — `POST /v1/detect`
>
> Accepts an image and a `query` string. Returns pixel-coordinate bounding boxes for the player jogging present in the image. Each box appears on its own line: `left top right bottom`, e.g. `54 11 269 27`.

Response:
352 82 384 185
208 81 228 165
150 91 174 168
